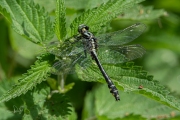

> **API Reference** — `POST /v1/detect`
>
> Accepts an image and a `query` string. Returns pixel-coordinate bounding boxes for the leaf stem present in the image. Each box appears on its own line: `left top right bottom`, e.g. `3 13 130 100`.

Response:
58 73 67 92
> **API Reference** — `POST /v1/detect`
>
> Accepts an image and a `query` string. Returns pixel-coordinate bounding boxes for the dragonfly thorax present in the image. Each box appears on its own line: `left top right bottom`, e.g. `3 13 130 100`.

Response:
78 25 94 40
78 25 98 53
78 24 89 33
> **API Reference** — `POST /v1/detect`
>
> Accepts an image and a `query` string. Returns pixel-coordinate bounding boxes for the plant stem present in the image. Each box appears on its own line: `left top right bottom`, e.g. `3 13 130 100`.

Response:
58 73 67 92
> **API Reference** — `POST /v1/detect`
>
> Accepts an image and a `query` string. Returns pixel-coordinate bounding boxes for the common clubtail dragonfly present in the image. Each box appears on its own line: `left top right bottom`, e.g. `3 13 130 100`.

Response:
47 23 146 101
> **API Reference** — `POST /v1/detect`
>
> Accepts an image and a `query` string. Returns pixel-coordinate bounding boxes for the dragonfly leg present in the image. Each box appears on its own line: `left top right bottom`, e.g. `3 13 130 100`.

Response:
84 49 87 58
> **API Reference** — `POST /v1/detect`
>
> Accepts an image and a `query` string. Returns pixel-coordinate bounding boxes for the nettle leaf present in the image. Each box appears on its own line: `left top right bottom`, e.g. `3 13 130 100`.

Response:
0 79 23 119
65 0 109 10
118 5 166 20
83 85 179 119
81 91 96 120
22 82 72 119
0 5 11 23
69 0 144 36
55 0 67 40
143 31 180 52
76 62 180 111
0 0 54 44
44 93 72 119
0 54 55 103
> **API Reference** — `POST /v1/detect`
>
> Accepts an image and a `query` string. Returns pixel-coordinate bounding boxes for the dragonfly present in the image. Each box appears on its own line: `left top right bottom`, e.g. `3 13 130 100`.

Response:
46 23 146 101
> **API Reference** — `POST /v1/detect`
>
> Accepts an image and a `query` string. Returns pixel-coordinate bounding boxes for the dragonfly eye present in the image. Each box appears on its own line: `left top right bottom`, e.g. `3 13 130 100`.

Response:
78 24 89 33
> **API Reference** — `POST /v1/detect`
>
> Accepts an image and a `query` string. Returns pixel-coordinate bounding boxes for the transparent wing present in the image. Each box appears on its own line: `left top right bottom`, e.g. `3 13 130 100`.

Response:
98 44 146 64
51 53 87 75
45 41 62 56
51 52 93 75
97 23 146 46
45 39 85 57
46 38 91 75
116 44 146 61
51 60 69 75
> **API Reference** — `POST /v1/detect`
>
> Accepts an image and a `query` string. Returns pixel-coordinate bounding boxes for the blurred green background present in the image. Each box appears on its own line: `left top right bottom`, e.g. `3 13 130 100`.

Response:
0 0 180 119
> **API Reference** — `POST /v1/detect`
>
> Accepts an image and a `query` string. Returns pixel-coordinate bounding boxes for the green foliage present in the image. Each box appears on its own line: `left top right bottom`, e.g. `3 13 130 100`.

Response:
55 0 67 40
76 62 180 111
0 0 54 44
0 79 23 120
119 5 166 20
82 85 179 119
142 27 180 52
69 0 144 36
0 80 72 119
0 5 11 23
0 53 54 103
22 82 72 119
0 0 180 119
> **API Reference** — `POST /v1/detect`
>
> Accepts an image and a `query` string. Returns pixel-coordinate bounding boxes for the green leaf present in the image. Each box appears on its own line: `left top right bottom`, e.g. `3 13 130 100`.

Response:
69 0 144 36
142 31 180 52
47 77 75 93
0 5 11 23
66 107 77 120
76 62 180 111
0 54 55 103
0 0 54 44
55 0 67 40
45 93 72 119
83 85 179 119
97 114 146 120
0 79 23 119
9 28 42 61
82 91 95 120
119 5 166 20
119 114 146 120
22 82 72 119
34 0 56 13
65 0 109 10
61 82 75 93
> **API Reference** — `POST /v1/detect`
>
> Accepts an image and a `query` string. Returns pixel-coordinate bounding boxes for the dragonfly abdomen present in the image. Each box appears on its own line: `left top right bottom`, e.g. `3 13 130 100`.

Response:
88 37 98 59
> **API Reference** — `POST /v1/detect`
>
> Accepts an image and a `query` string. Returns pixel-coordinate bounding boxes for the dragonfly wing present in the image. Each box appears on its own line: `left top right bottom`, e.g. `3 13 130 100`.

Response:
116 44 146 62
45 41 61 56
67 44 85 57
51 53 88 75
98 44 146 64
51 60 67 75
45 39 85 57
97 23 146 46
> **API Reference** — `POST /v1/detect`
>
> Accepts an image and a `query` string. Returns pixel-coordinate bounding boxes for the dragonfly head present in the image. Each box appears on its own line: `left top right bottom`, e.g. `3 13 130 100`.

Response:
78 24 89 33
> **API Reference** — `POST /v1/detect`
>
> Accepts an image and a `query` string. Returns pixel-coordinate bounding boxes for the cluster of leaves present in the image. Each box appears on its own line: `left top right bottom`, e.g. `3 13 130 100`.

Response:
0 0 180 119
